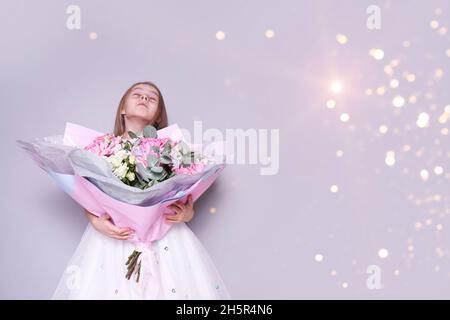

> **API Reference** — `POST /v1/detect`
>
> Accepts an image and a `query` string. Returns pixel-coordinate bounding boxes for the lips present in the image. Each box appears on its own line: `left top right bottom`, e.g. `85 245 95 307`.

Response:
137 103 147 108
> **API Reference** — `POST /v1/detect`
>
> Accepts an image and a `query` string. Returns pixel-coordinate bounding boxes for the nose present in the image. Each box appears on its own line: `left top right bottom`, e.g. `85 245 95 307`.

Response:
140 95 148 102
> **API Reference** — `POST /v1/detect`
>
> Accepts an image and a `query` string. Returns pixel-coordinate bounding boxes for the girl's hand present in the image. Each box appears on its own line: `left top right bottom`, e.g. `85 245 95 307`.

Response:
85 210 135 240
164 194 195 223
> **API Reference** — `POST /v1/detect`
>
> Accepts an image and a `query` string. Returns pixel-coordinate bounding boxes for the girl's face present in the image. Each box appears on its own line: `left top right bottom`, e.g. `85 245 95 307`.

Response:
121 84 159 124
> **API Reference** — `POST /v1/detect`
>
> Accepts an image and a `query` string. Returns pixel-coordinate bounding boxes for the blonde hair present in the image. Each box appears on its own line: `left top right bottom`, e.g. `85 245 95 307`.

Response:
113 81 168 136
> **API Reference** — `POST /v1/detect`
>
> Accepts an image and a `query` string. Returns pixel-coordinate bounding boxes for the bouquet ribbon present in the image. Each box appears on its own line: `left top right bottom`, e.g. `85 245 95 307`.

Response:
133 242 160 298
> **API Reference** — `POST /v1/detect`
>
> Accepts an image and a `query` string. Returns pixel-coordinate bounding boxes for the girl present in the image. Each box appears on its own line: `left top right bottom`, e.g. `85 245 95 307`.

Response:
52 81 231 299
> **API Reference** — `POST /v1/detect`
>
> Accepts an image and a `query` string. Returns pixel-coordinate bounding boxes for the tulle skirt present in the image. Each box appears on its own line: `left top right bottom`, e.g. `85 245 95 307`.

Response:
51 222 231 299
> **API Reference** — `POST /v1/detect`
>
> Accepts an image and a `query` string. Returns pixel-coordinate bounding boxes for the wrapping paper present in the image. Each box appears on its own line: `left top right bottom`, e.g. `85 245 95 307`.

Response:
17 122 226 247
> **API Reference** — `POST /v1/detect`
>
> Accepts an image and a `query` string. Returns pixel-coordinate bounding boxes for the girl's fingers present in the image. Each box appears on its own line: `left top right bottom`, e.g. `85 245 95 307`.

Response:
168 205 182 214
119 228 134 235
109 225 123 234
100 213 111 221
112 234 133 240
118 231 133 237
169 202 183 210
165 215 182 223
110 226 134 236
165 214 180 220
109 230 133 238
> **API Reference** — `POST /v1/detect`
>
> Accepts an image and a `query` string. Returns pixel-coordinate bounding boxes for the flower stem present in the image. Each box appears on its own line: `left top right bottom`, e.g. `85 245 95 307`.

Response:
125 250 142 281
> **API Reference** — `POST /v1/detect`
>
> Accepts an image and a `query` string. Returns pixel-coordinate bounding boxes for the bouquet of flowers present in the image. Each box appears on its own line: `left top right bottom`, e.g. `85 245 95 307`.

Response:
84 125 208 190
16 122 226 291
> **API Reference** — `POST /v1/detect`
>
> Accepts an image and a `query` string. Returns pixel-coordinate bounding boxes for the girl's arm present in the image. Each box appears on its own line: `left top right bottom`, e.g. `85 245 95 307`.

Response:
84 209 135 240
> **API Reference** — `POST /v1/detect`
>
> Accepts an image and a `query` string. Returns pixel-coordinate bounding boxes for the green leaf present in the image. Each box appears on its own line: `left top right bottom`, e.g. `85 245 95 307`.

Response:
128 131 138 139
163 143 171 153
148 171 162 180
136 163 151 182
152 146 160 153
134 138 141 146
150 166 163 174
168 171 176 178
178 141 190 155
146 154 159 167
143 125 157 138
159 170 168 181
136 170 146 184
182 154 194 165
160 155 172 165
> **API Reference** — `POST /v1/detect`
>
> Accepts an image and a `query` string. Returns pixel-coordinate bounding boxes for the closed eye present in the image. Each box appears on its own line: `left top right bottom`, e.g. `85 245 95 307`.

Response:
132 92 158 102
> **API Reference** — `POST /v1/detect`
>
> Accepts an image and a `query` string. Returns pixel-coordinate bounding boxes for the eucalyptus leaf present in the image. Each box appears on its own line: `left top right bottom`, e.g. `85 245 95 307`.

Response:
150 166 163 174
136 163 151 182
168 171 176 178
178 141 190 155
128 131 138 139
143 125 157 138
159 171 168 181
160 155 172 165
152 146 160 153
136 171 146 185
146 154 159 167
182 154 194 165
148 171 163 180
163 143 171 153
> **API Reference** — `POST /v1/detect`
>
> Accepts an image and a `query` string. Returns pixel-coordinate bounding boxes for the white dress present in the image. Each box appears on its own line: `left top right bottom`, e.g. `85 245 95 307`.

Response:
51 221 231 299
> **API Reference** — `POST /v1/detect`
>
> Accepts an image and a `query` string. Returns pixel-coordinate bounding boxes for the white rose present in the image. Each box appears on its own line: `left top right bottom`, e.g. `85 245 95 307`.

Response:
116 149 128 162
108 149 129 168
109 154 123 168
129 155 136 165
126 171 135 181
113 163 129 179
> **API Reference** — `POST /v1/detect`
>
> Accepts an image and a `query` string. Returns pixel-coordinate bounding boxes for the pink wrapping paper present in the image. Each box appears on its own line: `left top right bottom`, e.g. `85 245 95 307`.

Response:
63 122 224 247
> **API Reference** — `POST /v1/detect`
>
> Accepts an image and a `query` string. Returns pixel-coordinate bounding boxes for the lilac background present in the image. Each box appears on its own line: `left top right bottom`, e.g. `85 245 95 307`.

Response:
2 0 450 299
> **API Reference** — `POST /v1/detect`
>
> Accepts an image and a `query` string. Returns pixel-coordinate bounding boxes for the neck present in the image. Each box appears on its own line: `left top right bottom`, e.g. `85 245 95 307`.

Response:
123 119 149 138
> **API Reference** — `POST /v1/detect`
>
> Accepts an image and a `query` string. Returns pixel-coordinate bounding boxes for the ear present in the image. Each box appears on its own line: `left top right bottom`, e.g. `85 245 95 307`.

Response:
121 109 126 115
